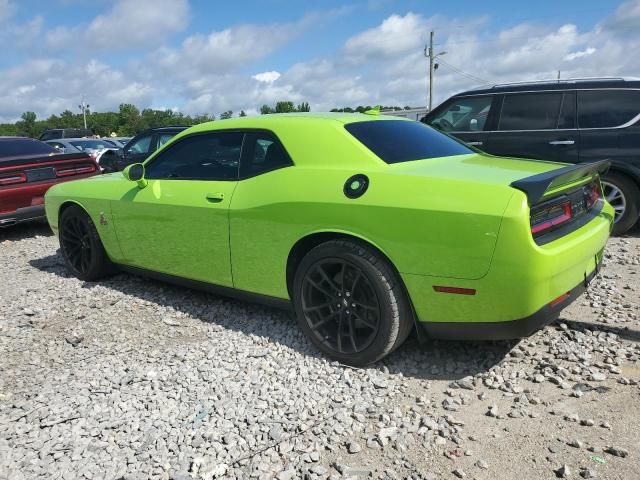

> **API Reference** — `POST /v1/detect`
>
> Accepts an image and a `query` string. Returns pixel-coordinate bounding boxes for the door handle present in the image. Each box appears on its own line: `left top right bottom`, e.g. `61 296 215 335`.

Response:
206 192 225 203
549 140 575 145
467 141 483 146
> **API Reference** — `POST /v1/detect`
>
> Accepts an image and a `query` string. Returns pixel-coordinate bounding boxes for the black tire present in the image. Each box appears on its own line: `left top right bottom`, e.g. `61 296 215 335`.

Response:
292 239 413 366
59 205 114 281
602 172 639 235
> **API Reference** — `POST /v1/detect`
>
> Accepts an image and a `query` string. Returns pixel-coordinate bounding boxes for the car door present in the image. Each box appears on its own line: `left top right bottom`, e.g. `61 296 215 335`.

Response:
111 131 243 287
424 95 496 150
486 91 580 163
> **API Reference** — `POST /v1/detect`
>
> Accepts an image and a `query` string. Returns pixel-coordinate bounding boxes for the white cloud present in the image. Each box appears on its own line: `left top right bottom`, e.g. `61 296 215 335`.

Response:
564 47 596 61
46 0 189 51
253 71 281 83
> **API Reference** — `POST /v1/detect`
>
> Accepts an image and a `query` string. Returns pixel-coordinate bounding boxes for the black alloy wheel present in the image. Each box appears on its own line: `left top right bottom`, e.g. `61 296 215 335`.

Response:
59 205 114 281
293 239 413 366
302 258 381 355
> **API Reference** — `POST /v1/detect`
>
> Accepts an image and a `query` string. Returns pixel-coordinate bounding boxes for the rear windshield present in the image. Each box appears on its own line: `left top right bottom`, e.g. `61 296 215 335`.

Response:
0 138 56 160
345 120 472 164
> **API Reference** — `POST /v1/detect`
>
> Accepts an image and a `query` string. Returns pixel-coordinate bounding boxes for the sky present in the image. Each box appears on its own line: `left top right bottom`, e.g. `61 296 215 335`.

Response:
0 0 639 122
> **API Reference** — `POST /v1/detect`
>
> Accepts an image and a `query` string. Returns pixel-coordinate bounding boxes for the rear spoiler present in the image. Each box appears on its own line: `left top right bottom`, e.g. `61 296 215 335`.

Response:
510 160 610 206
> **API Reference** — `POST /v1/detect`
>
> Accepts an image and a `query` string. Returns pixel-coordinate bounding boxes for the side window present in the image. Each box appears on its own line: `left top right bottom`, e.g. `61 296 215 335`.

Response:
578 90 640 128
240 131 292 178
145 132 243 181
557 92 576 129
126 134 152 155
157 133 175 148
498 93 563 130
429 96 492 132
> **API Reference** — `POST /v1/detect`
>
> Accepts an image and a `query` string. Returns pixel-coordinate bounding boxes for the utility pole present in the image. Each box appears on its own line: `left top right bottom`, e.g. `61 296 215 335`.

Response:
424 31 446 111
78 97 90 129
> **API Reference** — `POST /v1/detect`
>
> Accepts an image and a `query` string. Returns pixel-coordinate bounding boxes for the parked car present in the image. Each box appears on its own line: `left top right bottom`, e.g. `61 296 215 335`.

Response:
108 137 131 148
44 114 612 365
0 137 99 227
39 128 94 141
46 138 119 172
98 126 188 173
46 138 119 155
423 77 640 234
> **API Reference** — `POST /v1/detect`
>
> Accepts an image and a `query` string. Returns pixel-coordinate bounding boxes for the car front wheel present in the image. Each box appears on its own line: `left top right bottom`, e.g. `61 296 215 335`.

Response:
59 205 114 281
292 239 413 366
602 172 639 235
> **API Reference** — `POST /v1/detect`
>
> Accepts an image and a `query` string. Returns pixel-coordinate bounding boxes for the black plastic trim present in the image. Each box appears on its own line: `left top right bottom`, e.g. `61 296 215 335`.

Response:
117 265 293 311
0 205 46 226
343 174 369 199
511 160 610 206
421 259 601 341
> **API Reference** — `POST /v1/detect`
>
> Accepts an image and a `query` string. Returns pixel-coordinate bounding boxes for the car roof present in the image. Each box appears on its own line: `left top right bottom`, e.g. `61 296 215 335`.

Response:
182 112 406 135
454 77 640 96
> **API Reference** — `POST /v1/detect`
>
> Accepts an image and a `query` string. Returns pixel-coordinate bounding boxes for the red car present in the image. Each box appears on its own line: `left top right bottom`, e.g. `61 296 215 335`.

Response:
0 137 99 227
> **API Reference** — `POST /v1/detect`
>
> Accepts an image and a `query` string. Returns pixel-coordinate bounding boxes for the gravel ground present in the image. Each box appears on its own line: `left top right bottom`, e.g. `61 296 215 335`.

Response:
1 222 638 480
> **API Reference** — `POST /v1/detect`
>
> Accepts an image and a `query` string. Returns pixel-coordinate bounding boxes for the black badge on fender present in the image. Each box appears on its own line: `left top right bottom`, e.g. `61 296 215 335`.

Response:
344 174 369 199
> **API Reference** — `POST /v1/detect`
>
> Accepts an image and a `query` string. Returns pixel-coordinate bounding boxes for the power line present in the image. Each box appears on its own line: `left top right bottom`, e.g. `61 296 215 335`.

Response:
437 58 491 84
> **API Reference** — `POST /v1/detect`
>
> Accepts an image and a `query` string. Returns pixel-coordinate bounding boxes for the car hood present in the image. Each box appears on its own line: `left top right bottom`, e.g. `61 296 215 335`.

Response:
388 153 566 187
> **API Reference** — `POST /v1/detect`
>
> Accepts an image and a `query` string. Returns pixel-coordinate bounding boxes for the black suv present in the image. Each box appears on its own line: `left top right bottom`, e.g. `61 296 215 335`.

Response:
39 128 94 141
423 78 640 234
98 126 189 173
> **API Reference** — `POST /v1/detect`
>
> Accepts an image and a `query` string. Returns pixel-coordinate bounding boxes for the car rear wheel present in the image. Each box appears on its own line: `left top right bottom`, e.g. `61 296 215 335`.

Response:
602 172 639 235
59 205 114 281
293 239 413 366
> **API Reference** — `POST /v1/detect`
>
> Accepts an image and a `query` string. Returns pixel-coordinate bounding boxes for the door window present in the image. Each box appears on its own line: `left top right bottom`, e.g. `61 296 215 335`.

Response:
145 132 243 180
429 96 492 132
578 90 640 128
126 134 152 155
157 133 176 148
498 93 563 130
240 131 292 178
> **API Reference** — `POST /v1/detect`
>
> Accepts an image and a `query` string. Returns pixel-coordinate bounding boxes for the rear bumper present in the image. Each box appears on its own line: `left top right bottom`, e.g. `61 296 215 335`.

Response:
0 205 45 227
421 259 600 340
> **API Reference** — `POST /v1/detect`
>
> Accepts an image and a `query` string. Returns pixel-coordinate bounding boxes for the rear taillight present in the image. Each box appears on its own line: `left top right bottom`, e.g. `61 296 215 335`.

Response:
530 180 602 239
55 164 97 177
0 172 27 186
585 182 601 209
530 200 572 235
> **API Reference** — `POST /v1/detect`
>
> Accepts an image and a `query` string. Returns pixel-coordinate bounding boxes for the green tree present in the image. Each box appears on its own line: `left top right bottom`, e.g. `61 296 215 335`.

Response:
239 110 247 117
16 111 37 137
296 102 311 112
220 110 233 120
275 101 295 113
260 104 275 115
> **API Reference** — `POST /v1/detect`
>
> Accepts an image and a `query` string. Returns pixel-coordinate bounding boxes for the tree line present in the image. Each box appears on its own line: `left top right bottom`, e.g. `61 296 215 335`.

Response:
0 101 413 139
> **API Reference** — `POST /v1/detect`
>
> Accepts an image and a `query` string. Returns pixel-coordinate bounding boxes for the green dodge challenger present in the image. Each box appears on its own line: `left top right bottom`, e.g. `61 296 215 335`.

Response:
45 113 613 365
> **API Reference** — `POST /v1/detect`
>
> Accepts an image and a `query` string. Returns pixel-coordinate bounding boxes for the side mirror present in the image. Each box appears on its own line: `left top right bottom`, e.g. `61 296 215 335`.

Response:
117 148 124 158
123 163 147 188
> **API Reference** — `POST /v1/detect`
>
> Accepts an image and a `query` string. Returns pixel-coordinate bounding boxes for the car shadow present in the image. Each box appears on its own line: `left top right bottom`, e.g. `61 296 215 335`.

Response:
30 251 519 381
0 221 52 241
562 319 640 343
